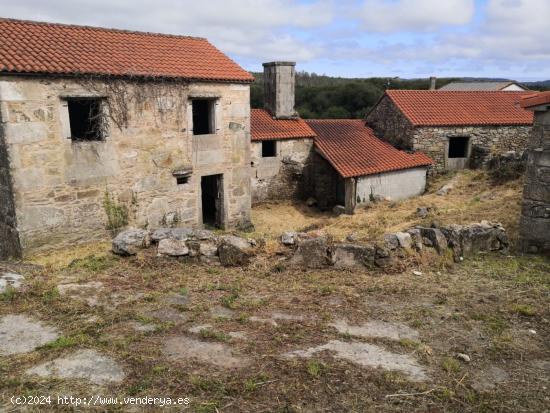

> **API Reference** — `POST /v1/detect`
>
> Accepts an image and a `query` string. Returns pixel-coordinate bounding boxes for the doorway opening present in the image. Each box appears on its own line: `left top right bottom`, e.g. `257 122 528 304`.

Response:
201 174 223 228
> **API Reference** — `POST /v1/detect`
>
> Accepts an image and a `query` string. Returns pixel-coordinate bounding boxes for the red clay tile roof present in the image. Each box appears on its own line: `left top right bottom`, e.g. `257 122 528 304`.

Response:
520 91 550 109
385 90 533 126
307 119 432 178
0 18 254 83
251 109 316 141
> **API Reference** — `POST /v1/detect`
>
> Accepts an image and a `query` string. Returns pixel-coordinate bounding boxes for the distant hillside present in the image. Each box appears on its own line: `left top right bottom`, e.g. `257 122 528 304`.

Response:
251 72 549 119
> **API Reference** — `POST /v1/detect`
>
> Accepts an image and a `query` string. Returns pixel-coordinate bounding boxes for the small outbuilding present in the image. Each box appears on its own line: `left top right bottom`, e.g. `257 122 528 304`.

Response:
306 120 433 213
439 81 528 91
366 90 533 172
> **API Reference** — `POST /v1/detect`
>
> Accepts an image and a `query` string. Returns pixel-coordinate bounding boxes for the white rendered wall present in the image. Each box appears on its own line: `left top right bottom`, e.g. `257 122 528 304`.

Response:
356 167 427 203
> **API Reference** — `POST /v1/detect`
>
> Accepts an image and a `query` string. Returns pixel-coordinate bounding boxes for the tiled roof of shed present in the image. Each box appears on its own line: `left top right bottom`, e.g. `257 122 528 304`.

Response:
385 90 533 126
0 18 254 83
307 119 432 178
251 109 316 141
520 91 550 109
438 81 526 91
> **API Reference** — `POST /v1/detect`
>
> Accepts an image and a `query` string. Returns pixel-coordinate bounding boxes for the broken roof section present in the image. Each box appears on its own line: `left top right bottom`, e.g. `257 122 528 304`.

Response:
306 119 432 178
384 90 533 127
251 109 316 141
520 91 550 109
0 18 254 83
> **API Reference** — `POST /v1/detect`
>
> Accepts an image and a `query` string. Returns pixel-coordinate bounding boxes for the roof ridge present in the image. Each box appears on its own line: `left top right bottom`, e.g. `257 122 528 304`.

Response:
387 89 530 94
0 17 207 41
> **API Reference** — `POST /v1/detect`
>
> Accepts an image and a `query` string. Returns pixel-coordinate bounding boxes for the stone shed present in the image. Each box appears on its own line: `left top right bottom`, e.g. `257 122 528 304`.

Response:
306 120 433 213
518 91 550 255
0 18 254 258
366 90 533 173
250 62 316 203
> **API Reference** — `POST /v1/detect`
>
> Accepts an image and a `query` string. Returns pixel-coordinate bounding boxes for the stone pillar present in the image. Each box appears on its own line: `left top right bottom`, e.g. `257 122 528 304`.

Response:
263 62 297 119
518 92 550 254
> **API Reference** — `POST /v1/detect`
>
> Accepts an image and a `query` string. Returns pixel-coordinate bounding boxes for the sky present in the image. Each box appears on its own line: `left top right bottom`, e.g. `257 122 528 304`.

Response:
1 0 549 80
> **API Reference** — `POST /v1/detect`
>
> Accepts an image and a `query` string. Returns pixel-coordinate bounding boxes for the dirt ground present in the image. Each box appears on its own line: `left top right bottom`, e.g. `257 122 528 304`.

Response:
1 172 549 412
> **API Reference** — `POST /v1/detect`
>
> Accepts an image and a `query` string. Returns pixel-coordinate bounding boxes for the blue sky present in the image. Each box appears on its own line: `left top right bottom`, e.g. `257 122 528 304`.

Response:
2 0 549 80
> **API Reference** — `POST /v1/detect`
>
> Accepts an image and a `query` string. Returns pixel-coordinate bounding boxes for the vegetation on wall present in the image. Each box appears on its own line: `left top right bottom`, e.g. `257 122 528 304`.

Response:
103 191 128 231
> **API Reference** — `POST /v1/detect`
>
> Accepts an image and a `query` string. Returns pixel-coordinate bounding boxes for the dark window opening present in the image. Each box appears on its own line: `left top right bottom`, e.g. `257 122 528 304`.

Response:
176 176 189 185
448 137 469 158
67 98 103 141
192 99 215 135
262 140 276 157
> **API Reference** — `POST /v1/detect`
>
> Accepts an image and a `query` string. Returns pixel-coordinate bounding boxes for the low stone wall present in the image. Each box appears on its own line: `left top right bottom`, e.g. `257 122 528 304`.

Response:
282 221 509 270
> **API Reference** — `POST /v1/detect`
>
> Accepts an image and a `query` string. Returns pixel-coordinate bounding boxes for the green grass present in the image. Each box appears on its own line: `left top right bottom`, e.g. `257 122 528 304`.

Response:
0 286 17 302
198 329 229 342
307 360 325 377
510 303 536 316
441 357 461 374
68 254 116 272
41 335 87 350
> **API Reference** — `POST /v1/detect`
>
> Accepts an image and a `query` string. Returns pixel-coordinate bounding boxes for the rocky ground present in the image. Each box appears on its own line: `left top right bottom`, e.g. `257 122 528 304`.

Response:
0 246 548 412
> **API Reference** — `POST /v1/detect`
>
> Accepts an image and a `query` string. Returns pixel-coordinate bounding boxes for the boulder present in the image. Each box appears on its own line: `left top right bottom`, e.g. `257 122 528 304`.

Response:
346 232 359 242
158 239 189 257
333 205 346 216
218 243 251 267
406 228 423 251
395 232 413 249
281 231 298 246
384 233 400 250
0 272 24 293
437 183 454 196
112 228 151 256
289 237 331 269
416 207 430 218
219 235 254 250
150 227 195 242
418 227 448 254
441 221 508 261
332 243 375 269
199 241 219 257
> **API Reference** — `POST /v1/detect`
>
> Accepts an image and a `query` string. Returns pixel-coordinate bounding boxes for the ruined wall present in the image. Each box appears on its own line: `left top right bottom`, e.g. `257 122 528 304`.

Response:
365 95 415 150
519 110 550 254
250 138 314 203
356 167 427 204
312 151 341 210
0 76 251 253
412 125 531 173
0 102 21 258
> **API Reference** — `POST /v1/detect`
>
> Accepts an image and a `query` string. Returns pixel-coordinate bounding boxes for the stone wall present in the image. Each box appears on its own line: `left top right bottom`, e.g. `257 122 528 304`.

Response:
365 95 415 150
251 138 314 203
0 76 252 253
0 105 21 258
519 110 550 254
412 125 531 173
356 167 427 204
312 151 341 210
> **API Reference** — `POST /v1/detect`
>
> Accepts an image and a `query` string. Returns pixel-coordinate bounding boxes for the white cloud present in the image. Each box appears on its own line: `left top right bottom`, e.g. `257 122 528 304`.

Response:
359 0 475 32
1 0 332 61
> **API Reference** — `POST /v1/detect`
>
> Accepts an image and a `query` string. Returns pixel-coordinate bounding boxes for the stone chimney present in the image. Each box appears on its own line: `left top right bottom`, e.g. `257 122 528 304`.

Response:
429 76 437 90
263 61 297 119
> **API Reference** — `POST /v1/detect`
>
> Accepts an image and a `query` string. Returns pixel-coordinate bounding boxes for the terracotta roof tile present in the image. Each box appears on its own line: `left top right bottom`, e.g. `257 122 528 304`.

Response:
386 90 533 126
520 91 550 109
251 109 316 141
307 119 432 178
0 18 253 83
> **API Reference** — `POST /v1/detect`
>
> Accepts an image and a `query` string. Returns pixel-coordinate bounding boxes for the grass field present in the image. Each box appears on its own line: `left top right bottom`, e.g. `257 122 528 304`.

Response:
1 171 548 412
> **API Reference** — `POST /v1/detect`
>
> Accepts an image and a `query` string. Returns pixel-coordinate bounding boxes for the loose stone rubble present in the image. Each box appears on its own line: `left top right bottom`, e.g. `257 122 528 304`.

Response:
284 221 509 269
0 272 24 293
112 227 257 267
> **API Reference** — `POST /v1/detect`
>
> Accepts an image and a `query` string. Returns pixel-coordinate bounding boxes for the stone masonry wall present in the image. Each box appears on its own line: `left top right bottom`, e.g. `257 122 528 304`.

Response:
412 125 531 173
312 151 341 210
519 109 550 254
251 138 314 203
365 95 415 150
0 104 21 258
0 76 251 253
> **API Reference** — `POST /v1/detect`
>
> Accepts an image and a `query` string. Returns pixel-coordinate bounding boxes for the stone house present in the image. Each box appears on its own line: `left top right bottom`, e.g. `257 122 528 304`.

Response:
0 18 254 258
366 90 533 172
250 62 316 203
518 91 550 255
306 120 432 213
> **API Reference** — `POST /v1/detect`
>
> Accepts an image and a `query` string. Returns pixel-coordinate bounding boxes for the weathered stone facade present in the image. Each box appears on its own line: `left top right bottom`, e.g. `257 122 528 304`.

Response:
0 76 252 255
519 108 550 254
366 95 531 173
251 138 314 203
